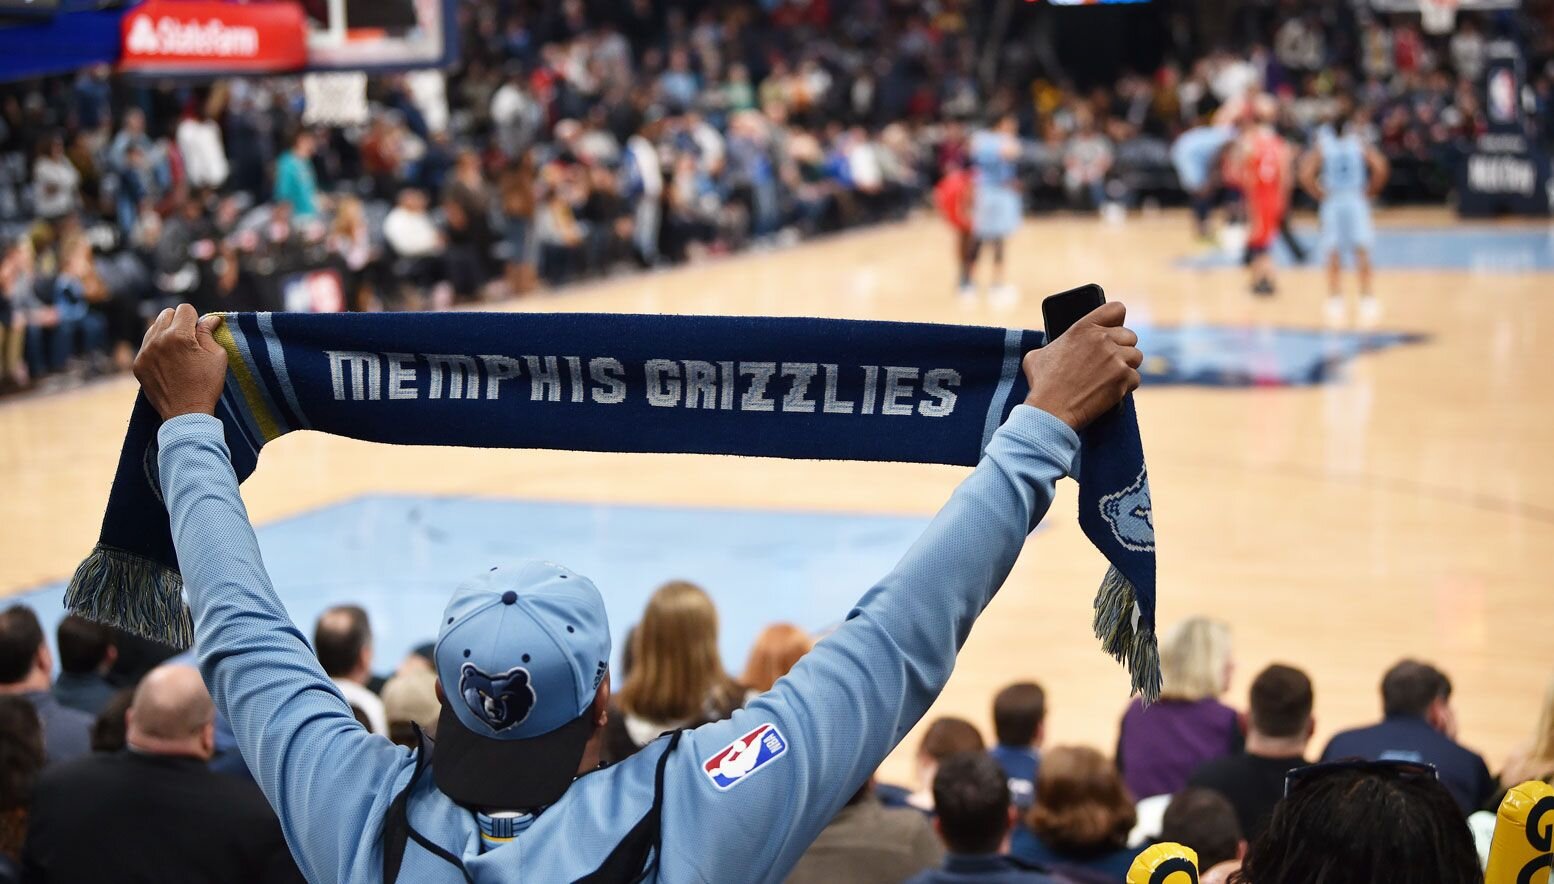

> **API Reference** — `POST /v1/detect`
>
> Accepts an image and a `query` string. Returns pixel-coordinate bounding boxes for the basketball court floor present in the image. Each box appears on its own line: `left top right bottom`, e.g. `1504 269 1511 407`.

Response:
3 208 1550 788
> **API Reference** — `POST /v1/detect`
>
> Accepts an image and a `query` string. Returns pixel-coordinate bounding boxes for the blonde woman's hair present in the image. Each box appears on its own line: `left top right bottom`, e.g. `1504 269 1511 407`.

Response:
331 195 365 235
1505 670 1554 784
1533 672 1554 763
617 581 736 722
739 623 813 693
1159 617 1233 702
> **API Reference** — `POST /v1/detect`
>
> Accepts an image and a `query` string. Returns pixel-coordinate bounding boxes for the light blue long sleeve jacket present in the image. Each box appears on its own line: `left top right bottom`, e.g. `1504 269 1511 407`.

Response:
160 404 1079 883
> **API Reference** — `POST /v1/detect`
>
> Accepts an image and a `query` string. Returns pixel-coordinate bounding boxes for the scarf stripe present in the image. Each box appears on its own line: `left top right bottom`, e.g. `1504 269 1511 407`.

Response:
981 328 1024 453
213 322 285 442
215 388 262 458
256 312 313 430
234 313 303 433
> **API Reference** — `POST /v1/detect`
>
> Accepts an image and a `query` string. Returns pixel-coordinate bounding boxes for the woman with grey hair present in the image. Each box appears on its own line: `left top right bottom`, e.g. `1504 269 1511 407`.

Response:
1115 617 1240 799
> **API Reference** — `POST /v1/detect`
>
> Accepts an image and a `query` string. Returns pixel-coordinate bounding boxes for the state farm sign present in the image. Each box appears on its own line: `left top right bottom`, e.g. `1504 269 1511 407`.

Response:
127 16 260 58
120 1 307 74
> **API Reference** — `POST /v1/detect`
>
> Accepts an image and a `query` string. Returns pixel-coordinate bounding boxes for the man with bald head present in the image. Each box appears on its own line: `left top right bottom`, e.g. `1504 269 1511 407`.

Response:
22 665 303 883
314 604 388 735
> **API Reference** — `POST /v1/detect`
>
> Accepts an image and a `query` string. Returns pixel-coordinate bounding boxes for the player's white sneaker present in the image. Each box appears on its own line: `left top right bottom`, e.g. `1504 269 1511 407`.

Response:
1358 295 1382 326
990 283 1018 306
1324 296 1346 326
957 283 977 301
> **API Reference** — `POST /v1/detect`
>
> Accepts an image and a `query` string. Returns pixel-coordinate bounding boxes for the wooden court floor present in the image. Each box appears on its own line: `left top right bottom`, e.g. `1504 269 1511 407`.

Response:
2 208 1550 788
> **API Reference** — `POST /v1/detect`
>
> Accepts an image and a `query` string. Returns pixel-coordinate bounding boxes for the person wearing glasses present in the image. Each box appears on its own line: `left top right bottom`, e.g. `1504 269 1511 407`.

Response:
1319 660 1493 814
1232 760 1481 884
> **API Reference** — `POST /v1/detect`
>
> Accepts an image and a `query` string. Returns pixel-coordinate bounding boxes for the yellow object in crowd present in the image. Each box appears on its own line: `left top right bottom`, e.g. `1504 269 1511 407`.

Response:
1127 841 1200 884
1485 780 1554 884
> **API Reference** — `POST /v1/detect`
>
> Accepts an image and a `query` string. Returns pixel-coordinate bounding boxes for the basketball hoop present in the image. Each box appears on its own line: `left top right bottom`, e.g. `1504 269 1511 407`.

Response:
303 72 370 127
1420 0 1458 35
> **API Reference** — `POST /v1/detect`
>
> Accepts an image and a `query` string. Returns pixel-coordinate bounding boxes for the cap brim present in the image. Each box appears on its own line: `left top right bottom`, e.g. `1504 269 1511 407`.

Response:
433 703 594 810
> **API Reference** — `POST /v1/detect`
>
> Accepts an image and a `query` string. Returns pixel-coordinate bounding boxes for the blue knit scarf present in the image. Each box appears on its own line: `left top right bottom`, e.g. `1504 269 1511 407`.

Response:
65 311 1161 700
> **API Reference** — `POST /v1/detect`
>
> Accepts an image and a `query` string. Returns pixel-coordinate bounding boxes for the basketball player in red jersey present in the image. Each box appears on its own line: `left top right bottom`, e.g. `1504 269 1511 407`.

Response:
1236 95 1294 296
934 158 976 298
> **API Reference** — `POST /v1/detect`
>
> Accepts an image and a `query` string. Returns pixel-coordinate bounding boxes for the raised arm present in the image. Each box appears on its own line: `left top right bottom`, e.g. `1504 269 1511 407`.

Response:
136 305 411 883
658 304 1143 883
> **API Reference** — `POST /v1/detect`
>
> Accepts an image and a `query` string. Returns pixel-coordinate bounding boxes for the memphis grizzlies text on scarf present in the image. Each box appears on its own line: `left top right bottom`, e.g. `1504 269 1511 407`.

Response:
66 311 1161 699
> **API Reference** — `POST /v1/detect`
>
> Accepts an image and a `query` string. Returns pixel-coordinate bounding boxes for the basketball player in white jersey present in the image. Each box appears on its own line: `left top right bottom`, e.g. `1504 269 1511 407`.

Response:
1299 104 1389 324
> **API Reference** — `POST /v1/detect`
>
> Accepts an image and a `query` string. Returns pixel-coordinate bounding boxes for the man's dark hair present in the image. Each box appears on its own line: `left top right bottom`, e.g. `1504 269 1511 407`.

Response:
91 688 134 753
0 605 44 685
0 695 44 812
1162 788 1242 869
56 615 114 675
932 752 1012 855
1381 660 1451 719
992 681 1046 747
314 605 373 678
920 716 985 762
1249 664 1313 739
1232 766 1480 884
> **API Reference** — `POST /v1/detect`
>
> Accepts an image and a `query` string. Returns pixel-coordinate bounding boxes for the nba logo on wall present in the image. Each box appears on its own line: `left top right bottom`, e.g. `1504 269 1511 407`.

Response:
703 724 788 791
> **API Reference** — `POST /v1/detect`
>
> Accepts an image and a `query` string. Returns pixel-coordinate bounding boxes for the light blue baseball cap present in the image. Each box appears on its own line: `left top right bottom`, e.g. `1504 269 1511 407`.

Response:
432 560 610 809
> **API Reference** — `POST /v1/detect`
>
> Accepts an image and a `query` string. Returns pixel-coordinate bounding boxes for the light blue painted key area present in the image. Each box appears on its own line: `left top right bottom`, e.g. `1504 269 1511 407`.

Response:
16 495 936 675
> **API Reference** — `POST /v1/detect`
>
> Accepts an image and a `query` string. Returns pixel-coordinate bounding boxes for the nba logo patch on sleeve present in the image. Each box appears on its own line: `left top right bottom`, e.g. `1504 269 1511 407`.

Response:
702 723 788 791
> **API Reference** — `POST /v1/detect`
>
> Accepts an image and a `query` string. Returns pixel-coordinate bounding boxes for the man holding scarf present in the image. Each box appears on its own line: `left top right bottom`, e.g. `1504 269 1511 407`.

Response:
132 302 1142 882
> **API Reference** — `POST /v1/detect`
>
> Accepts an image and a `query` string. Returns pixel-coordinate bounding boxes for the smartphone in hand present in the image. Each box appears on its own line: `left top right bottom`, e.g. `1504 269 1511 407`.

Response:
1042 283 1106 341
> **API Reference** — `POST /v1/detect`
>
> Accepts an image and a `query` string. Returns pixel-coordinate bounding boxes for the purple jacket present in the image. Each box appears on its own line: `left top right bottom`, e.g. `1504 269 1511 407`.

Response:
1117 697 1241 799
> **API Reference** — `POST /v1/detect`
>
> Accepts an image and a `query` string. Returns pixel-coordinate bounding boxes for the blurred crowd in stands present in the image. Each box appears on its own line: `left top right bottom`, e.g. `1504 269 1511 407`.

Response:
2 588 1549 883
0 0 1549 394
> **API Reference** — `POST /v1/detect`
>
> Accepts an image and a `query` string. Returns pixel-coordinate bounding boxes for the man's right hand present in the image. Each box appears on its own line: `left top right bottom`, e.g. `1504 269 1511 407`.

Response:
133 304 229 421
1021 301 1142 431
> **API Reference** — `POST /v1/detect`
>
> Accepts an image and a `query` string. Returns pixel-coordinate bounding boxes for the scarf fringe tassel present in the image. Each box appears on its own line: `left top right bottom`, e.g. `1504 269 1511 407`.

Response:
1092 564 1162 704
64 544 193 650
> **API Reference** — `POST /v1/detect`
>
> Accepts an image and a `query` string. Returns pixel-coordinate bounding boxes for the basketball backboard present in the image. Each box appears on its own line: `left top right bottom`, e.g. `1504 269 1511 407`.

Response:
302 0 456 72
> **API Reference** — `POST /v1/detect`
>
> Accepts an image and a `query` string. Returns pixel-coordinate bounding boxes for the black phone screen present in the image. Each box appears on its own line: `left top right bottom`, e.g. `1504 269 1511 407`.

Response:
1042 284 1106 341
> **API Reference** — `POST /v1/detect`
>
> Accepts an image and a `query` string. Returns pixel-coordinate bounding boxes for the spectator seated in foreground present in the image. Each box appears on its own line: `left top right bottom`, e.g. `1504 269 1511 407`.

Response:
0 606 91 766
1188 664 1314 840
1320 659 1493 814
890 716 987 812
50 615 117 717
382 667 440 749
1495 667 1554 807
1117 617 1241 801
314 605 387 736
739 623 814 694
21 665 303 882
989 681 1046 814
1231 760 1481 884
1158 788 1244 882
786 774 944 884
1011 745 1142 882
0 696 44 883
602 580 745 763
906 752 1057 883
